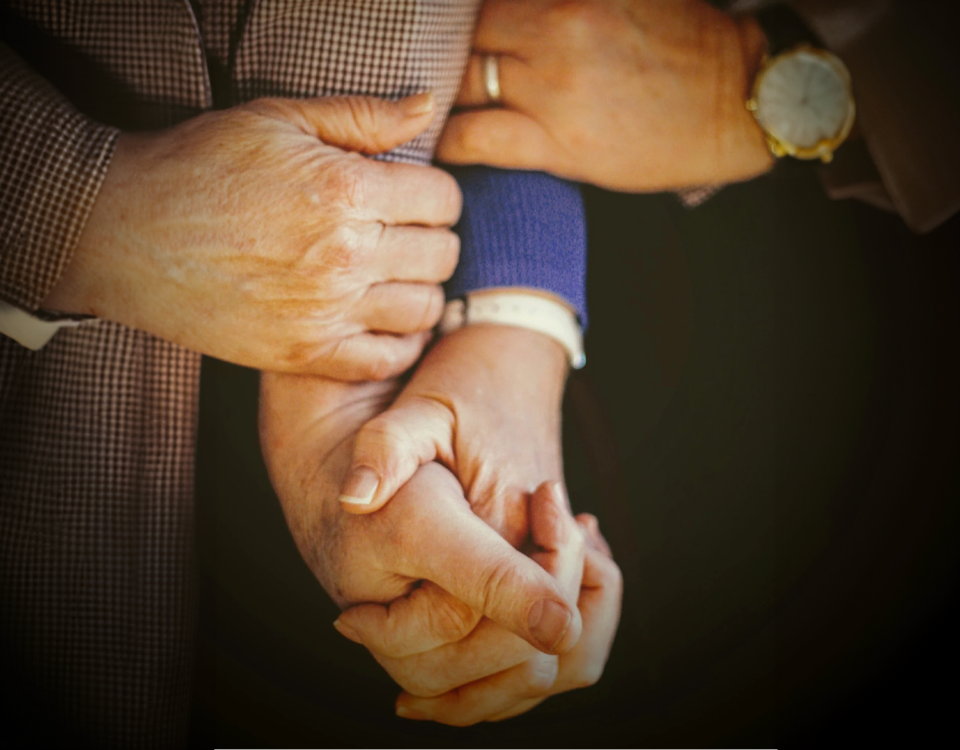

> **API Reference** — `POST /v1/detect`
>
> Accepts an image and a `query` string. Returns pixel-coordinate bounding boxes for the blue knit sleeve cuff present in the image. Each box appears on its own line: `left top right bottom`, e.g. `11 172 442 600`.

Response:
445 166 588 329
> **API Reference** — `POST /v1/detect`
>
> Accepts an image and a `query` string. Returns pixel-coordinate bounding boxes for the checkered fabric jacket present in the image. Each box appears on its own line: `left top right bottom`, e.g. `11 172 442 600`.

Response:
0 2 477 747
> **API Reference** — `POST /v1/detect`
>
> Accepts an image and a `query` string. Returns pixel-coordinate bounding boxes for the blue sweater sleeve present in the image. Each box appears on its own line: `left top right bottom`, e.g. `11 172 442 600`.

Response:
446 167 588 329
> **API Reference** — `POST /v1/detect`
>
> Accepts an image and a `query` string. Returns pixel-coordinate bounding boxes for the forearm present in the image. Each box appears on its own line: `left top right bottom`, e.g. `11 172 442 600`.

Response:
259 371 400 596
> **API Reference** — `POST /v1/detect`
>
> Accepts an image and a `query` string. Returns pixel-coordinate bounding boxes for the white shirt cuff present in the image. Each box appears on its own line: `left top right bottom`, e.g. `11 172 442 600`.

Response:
0 300 85 350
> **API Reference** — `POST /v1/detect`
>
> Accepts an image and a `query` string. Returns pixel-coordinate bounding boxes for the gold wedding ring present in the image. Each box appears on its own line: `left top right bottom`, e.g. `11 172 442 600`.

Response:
482 54 501 104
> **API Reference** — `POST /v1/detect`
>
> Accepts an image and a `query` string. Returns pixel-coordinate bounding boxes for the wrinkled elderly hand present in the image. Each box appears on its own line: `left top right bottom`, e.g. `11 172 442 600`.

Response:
259 371 582 656
340 482 622 726
437 0 772 191
45 93 461 380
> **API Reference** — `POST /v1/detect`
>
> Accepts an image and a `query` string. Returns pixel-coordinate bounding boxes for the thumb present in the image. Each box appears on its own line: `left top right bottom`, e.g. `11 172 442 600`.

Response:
339 396 455 513
356 463 581 655
296 93 437 154
401 468 581 655
341 510 583 657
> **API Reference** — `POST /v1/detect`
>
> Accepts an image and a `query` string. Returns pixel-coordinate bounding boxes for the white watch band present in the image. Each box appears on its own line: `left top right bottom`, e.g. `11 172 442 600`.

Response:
438 291 585 369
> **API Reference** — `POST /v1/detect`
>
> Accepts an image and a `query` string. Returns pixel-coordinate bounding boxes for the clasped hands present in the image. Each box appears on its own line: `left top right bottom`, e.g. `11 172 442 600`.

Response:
45 76 620 722
261 324 621 725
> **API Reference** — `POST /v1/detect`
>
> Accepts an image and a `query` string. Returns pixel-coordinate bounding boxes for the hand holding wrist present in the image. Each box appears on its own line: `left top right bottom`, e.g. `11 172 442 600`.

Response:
339 323 567 544
341 482 622 727
43 94 460 380
259 370 581 652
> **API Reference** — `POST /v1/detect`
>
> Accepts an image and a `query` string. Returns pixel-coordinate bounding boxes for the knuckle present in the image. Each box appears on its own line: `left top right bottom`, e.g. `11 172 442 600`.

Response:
442 174 464 222
475 556 519 617
363 352 400 382
522 655 559 694
242 96 284 119
428 596 480 644
576 513 599 531
362 338 418 380
276 340 322 373
439 232 461 280
594 554 623 598
370 625 408 660
320 335 390 382
356 414 409 459
344 97 382 142
325 223 367 270
571 662 605 690
317 335 352 372
392 670 441 699
330 159 369 212
416 287 445 331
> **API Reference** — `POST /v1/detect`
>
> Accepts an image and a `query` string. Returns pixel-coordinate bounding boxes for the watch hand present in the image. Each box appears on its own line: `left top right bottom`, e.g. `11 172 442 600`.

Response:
801 63 817 94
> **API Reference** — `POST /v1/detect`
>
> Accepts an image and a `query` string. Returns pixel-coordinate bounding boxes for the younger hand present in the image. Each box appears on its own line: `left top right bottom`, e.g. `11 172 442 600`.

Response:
338 321 568 547
45 94 461 380
337 482 622 726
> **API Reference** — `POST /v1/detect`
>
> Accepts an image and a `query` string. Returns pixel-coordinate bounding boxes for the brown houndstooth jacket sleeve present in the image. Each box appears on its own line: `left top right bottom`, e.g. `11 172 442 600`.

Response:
0 42 118 312
0 2 478 748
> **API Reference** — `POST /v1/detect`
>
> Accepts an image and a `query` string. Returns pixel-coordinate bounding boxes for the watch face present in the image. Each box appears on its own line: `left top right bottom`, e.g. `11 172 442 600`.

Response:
755 49 852 151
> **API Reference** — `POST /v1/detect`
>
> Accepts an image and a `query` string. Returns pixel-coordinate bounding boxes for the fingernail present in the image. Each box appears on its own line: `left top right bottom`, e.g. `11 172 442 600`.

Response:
401 92 434 117
332 618 362 644
396 705 428 721
528 598 572 653
338 466 380 505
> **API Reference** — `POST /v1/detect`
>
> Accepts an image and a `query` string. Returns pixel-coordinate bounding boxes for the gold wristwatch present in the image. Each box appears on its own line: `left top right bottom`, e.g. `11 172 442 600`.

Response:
746 8 856 164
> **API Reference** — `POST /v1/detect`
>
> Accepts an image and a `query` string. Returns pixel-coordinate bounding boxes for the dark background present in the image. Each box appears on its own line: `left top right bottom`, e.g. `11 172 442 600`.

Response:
190 163 959 747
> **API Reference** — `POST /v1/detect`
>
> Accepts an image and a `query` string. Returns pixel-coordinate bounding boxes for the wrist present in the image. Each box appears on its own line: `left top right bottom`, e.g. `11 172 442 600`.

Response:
260 373 398 466
424 324 569 417
440 290 585 369
716 14 775 181
259 373 400 576
440 323 567 377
